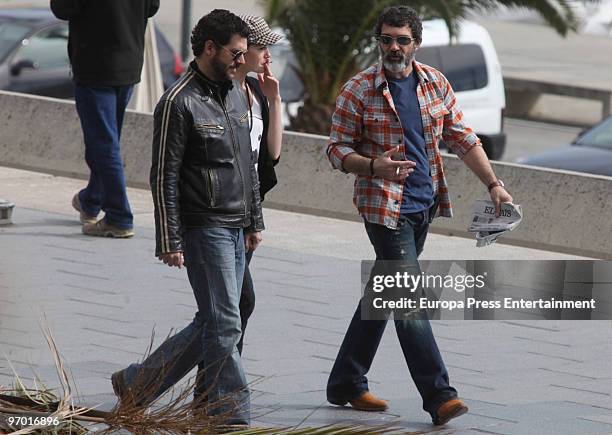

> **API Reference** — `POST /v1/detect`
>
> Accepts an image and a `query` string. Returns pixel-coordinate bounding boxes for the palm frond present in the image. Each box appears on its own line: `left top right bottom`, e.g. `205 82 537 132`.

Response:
261 0 592 132
231 423 406 434
2 322 430 434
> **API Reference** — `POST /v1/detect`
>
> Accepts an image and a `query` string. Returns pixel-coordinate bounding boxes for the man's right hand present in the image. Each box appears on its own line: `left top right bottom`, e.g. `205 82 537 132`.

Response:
373 146 416 181
158 251 184 269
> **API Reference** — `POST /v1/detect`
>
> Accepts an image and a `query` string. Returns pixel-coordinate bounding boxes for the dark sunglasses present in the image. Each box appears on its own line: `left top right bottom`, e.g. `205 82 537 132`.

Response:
217 43 246 62
377 35 414 46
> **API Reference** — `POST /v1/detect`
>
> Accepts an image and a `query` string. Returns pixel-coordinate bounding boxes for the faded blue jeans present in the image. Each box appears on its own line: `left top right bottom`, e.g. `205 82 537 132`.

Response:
326 209 457 419
122 227 249 424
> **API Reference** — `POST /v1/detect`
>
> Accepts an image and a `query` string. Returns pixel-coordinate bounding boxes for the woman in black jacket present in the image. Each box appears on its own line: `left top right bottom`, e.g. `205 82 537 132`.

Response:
234 15 283 353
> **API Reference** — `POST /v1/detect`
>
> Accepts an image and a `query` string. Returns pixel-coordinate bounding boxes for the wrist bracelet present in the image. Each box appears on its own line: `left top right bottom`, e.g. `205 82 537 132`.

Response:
370 158 375 176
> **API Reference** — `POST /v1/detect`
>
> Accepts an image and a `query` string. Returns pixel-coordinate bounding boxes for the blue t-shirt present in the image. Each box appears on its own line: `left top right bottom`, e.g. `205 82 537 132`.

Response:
387 72 434 214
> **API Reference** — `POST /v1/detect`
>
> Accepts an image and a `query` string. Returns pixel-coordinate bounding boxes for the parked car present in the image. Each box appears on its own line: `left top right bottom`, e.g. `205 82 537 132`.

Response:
0 8 184 99
268 19 507 159
519 116 612 177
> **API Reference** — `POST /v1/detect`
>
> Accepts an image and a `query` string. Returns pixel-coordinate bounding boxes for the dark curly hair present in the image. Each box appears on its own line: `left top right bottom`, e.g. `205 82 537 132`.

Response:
374 6 422 44
190 9 249 57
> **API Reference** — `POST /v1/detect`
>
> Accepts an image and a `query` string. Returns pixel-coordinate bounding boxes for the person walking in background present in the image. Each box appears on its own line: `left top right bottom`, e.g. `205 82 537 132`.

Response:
325 5 513 426
110 10 263 426
50 0 159 238
233 14 282 354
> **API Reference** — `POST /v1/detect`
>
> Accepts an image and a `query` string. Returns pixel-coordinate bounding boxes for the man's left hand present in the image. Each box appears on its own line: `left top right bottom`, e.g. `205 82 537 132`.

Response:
490 186 513 217
245 231 263 252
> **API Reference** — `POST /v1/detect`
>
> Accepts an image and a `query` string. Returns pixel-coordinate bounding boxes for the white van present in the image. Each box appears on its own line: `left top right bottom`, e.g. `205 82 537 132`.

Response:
269 19 506 159
417 19 506 159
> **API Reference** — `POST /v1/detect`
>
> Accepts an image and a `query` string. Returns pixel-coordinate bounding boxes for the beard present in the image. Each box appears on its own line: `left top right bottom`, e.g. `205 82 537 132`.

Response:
210 54 236 82
379 45 415 74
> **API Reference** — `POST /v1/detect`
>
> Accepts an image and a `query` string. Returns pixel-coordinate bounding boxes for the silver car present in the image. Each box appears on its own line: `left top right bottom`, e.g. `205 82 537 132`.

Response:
0 8 183 99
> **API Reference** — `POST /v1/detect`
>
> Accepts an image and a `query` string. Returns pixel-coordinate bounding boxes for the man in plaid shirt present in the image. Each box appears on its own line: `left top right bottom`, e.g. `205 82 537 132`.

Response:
325 6 513 426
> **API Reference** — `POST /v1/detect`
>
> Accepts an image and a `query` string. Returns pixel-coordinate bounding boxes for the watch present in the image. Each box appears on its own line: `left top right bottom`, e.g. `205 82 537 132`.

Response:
487 179 505 192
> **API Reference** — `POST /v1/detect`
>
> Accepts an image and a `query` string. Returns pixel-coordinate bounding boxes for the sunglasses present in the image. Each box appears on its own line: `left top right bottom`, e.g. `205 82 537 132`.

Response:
217 44 246 62
377 35 414 46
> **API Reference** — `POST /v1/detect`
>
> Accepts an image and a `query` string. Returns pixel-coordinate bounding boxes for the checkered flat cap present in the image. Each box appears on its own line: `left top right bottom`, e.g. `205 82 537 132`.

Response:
239 14 283 46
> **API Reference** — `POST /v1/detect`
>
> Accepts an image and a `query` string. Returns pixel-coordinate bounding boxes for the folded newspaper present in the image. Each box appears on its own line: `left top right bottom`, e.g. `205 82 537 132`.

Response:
468 200 523 247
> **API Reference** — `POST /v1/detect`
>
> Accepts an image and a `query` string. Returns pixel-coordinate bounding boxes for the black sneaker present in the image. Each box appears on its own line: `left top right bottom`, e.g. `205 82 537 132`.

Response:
111 369 127 399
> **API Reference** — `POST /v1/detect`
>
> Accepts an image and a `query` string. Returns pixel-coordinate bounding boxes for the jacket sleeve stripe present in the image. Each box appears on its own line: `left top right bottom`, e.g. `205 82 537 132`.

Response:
155 70 194 253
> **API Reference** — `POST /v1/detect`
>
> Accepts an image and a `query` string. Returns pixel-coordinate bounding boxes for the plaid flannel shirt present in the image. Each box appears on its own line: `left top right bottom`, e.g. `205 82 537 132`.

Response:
326 61 481 229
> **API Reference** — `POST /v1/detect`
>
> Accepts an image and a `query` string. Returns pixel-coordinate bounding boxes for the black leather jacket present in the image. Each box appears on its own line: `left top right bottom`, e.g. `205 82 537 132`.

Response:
150 62 264 256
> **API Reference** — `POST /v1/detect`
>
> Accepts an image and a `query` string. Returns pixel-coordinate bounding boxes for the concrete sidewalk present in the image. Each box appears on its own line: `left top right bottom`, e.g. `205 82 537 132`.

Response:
1 166 611 434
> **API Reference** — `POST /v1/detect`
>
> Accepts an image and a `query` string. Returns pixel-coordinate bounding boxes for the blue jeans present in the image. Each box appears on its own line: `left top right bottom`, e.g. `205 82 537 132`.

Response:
122 227 249 424
326 210 457 419
74 84 133 229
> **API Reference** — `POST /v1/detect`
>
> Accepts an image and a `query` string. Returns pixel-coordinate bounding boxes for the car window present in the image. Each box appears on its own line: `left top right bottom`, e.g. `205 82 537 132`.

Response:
577 117 612 150
0 21 33 62
416 44 488 92
14 24 69 70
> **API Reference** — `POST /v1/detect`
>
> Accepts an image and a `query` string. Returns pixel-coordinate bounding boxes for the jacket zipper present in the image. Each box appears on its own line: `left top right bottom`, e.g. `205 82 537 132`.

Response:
219 93 248 217
206 168 215 207
198 123 224 131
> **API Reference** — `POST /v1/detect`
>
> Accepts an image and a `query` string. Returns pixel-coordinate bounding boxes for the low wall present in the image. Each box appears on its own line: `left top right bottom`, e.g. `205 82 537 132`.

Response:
504 76 612 126
0 91 153 190
1 91 611 259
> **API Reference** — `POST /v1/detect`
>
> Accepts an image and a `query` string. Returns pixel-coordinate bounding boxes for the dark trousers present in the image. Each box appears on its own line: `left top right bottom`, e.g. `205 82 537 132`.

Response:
326 209 457 418
74 84 134 229
238 250 255 354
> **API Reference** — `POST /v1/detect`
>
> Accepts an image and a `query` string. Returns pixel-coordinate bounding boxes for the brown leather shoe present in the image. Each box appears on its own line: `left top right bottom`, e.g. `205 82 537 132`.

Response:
434 398 468 425
348 391 389 412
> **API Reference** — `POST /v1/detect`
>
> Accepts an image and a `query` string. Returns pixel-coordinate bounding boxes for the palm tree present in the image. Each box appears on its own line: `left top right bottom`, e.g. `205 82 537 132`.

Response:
263 0 593 135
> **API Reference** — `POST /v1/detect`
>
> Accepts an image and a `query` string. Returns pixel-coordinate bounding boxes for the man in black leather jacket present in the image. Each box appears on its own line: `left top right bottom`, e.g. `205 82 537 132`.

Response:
109 10 262 426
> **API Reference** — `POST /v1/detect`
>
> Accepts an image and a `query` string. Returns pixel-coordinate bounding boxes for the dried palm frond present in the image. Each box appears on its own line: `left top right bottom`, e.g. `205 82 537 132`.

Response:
0 320 98 433
1 323 429 434
230 424 414 434
98 373 236 434
0 371 91 434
